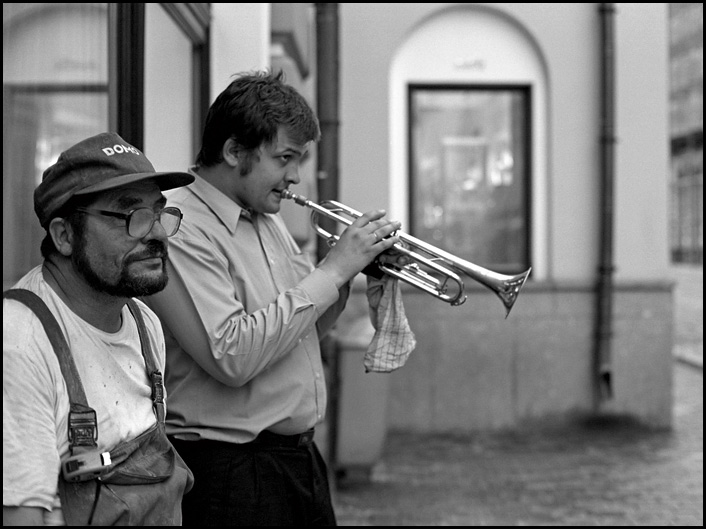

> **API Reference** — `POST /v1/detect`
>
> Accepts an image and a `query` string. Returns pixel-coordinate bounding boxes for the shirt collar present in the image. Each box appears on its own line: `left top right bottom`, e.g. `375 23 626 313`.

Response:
186 166 249 234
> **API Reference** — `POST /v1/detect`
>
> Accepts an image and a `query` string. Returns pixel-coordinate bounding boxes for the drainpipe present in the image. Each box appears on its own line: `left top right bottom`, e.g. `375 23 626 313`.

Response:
595 3 616 405
315 3 340 263
315 2 341 474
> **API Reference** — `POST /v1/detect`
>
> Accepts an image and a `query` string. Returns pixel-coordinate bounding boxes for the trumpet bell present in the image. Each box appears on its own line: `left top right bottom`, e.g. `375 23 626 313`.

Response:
385 236 531 316
482 267 531 318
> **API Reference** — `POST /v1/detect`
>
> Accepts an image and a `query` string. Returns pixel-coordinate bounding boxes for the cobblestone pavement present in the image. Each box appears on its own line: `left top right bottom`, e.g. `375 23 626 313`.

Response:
333 361 703 526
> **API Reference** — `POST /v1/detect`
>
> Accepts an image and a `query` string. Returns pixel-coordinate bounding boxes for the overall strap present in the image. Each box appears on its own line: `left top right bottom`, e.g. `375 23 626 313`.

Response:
126 299 165 424
3 289 98 451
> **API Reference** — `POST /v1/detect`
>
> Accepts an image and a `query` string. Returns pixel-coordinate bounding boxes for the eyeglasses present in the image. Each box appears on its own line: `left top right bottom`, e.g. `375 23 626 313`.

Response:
75 207 183 238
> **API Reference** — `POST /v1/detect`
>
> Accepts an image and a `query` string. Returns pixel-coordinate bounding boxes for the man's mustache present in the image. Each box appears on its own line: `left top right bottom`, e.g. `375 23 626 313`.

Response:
127 241 168 263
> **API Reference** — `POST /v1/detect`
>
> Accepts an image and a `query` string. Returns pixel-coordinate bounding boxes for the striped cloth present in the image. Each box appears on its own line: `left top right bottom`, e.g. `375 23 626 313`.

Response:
363 275 417 373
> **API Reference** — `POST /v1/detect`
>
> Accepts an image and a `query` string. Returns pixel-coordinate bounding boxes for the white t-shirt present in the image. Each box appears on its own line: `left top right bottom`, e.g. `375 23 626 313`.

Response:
3 265 166 525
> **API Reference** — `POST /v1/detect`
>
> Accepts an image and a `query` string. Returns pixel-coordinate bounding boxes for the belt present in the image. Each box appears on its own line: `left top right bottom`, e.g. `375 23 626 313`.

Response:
169 429 315 452
250 429 315 448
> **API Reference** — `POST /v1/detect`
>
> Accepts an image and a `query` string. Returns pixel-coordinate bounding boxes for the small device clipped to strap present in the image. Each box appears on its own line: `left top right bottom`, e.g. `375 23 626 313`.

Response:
62 404 113 482
62 449 113 482
150 370 166 424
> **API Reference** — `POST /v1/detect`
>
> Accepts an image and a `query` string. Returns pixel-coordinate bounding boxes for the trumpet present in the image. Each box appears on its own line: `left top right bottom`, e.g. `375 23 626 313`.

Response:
280 189 531 317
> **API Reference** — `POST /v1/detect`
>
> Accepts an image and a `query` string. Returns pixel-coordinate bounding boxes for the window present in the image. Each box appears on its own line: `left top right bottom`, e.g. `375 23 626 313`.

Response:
669 4 703 265
3 3 109 287
670 135 703 264
409 85 531 273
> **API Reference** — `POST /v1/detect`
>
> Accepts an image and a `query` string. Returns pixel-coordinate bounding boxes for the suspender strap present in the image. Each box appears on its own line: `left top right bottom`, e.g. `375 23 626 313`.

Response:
3 289 97 450
126 299 165 424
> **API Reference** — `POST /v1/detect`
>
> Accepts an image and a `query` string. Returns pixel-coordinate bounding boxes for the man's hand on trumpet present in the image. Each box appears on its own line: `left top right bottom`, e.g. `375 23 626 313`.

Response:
362 241 412 279
317 210 401 288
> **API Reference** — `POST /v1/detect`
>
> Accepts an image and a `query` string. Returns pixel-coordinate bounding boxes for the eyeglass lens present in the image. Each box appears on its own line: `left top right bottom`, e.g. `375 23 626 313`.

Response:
129 208 181 238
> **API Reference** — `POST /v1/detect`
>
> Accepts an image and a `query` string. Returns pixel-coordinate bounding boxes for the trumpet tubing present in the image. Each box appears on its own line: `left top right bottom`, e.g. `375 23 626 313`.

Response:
280 189 531 317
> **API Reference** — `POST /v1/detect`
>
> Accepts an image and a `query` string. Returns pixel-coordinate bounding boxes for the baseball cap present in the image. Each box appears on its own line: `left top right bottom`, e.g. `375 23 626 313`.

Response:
34 132 195 227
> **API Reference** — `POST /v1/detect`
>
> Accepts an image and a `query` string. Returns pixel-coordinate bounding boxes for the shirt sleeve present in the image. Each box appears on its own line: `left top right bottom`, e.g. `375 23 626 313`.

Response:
3 300 64 512
145 227 342 388
316 280 351 338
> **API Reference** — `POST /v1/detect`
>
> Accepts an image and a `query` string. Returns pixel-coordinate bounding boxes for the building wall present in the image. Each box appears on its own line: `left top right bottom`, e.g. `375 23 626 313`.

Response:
613 3 671 282
338 278 672 433
335 3 672 430
210 3 270 96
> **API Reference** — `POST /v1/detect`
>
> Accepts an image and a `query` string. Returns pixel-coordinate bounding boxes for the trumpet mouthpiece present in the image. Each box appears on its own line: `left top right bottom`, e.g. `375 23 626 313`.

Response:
279 189 309 206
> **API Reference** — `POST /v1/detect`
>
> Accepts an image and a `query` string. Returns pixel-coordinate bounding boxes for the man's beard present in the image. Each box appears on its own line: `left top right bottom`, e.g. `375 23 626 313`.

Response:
73 238 169 298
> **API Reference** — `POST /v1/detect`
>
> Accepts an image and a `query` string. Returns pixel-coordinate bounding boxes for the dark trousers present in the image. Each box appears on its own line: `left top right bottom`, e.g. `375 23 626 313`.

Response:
170 434 337 526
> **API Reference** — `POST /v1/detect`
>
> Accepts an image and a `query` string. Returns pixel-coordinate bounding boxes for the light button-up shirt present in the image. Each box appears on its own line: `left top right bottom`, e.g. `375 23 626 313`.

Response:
144 171 349 443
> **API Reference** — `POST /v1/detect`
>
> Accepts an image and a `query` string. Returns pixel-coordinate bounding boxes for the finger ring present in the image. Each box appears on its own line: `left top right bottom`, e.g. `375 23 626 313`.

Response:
372 232 378 242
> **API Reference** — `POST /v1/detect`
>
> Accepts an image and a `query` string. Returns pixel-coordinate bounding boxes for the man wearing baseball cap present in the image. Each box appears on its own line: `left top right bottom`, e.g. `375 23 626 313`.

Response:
3 132 195 525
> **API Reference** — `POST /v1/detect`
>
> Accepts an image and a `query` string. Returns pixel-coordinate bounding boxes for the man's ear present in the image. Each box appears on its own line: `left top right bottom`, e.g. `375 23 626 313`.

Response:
48 217 75 257
222 138 240 168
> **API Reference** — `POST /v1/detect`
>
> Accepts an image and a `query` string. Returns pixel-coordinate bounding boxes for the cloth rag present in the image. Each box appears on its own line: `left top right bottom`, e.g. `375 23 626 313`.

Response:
364 274 417 373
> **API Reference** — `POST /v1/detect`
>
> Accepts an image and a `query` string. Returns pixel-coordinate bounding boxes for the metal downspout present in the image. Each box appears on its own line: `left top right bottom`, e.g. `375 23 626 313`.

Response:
315 3 340 263
315 2 341 475
595 3 617 405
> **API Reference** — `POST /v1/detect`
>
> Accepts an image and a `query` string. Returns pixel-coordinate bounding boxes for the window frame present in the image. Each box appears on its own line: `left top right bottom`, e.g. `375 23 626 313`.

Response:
109 3 210 153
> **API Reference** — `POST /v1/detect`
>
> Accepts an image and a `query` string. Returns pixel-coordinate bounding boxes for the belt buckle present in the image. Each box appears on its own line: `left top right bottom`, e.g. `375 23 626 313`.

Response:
298 430 314 447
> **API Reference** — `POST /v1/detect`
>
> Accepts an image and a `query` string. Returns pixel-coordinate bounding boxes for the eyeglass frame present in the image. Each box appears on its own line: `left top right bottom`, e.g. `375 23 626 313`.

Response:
74 206 184 238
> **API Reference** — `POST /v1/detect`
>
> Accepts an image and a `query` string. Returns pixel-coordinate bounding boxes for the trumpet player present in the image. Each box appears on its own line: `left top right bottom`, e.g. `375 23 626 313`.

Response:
143 69 401 526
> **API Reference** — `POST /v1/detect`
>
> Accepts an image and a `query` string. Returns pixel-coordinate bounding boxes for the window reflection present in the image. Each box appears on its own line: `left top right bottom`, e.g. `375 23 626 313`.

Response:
3 3 108 287
410 87 529 272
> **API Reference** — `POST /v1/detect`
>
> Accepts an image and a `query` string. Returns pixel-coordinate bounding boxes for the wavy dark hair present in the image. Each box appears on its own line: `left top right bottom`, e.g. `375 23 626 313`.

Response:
195 70 321 169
